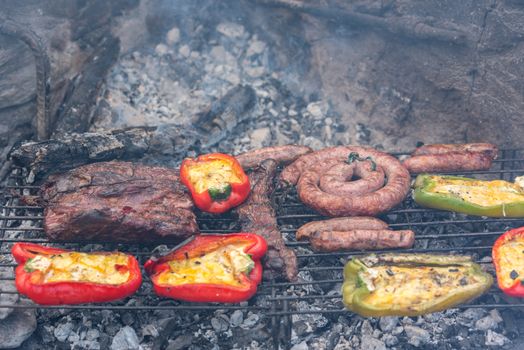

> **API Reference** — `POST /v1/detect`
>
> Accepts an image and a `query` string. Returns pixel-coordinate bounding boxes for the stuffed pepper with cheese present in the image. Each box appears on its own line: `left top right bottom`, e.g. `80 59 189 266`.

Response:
342 253 493 317
12 243 142 305
413 174 524 217
493 226 524 298
180 153 250 214
144 233 267 303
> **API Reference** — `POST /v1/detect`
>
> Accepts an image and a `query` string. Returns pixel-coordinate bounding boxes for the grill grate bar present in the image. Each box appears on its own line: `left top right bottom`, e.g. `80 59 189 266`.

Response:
0 230 507 244
1 148 523 324
266 303 524 316
278 215 524 225
295 245 495 258
0 304 271 311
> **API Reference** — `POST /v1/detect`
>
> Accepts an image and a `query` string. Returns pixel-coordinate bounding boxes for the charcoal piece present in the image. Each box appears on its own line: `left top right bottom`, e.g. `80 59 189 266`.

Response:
9 126 200 182
39 161 199 243
193 85 256 148
235 159 298 281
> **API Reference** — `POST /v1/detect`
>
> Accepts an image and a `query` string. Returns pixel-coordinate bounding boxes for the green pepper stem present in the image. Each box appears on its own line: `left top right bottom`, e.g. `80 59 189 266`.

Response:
347 152 377 171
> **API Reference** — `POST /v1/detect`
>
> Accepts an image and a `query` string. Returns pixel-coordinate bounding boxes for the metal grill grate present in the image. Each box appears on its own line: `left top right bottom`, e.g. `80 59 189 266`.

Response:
1 149 524 348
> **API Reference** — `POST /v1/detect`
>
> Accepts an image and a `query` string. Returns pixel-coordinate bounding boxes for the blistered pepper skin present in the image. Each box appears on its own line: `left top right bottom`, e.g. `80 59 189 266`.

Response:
144 233 267 303
12 243 142 305
413 174 524 218
342 254 493 317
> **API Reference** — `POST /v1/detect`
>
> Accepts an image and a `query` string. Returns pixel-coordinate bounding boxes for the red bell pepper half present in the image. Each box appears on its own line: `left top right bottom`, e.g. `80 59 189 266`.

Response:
12 243 142 305
144 233 267 303
180 153 250 214
493 226 524 298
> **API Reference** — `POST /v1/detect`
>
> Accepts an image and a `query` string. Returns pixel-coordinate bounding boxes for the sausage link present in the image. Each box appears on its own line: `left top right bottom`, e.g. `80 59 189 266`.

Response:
296 216 388 241
412 143 498 158
402 151 494 173
310 229 415 251
319 161 385 196
294 146 410 217
236 145 312 169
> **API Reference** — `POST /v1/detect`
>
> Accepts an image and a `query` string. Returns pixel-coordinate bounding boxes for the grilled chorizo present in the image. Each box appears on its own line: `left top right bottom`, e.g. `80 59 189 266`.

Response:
236 145 312 169
296 216 388 241
319 161 385 196
402 143 498 173
286 146 410 217
403 151 495 173
412 143 498 158
310 229 415 251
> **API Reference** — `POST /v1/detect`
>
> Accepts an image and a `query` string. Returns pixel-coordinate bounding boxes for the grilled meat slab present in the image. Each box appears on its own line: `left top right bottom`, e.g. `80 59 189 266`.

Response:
40 161 199 242
235 159 298 281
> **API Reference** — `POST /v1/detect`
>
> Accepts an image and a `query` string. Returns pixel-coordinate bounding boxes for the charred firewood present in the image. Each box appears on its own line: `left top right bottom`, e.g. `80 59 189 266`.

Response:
256 0 472 46
8 126 201 182
235 159 298 281
193 85 256 148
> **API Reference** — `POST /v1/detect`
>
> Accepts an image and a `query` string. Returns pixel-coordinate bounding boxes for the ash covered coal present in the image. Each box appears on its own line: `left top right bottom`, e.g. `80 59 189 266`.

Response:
93 9 349 158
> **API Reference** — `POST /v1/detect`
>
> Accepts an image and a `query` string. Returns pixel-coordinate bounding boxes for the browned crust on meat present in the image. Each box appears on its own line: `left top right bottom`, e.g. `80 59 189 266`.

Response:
310 229 415 251
296 216 388 241
235 159 298 281
235 145 312 169
402 151 494 173
290 146 410 217
41 161 198 243
412 143 498 159
319 161 385 196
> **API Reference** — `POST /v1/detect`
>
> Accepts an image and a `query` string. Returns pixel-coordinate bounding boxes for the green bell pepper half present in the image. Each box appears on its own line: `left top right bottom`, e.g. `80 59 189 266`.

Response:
342 254 493 317
413 174 524 217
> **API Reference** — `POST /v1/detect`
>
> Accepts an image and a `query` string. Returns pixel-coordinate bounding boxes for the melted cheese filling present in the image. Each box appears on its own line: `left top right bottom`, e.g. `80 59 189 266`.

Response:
26 253 130 284
157 243 253 286
186 159 242 194
497 237 524 289
359 265 483 310
432 178 524 207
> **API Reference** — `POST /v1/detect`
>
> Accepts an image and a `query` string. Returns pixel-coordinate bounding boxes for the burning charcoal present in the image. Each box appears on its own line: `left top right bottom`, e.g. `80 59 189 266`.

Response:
53 322 74 342
382 334 399 347
194 85 256 148
485 330 510 347
290 341 308 350
110 326 140 350
475 316 500 331
0 281 18 320
211 315 229 333
167 334 193 350
240 313 260 329
378 317 399 333
360 335 386 350
229 310 244 328
404 325 431 347
0 309 37 348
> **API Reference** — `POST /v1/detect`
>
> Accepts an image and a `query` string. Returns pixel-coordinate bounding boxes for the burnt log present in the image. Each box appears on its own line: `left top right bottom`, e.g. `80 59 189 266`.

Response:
0 0 137 148
9 84 257 182
9 126 201 182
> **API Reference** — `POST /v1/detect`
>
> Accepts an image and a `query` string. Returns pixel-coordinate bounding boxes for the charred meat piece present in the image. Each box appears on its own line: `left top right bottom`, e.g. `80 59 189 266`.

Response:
403 143 498 173
40 161 199 242
235 159 298 281
235 145 312 170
